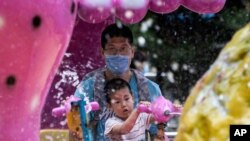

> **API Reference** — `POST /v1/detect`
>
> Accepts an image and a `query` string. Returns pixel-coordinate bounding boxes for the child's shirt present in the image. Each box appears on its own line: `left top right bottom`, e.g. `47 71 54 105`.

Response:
104 113 151 141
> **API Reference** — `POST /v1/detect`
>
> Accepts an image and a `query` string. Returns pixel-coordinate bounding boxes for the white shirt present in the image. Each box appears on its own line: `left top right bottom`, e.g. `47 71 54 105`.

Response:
105 113 151 141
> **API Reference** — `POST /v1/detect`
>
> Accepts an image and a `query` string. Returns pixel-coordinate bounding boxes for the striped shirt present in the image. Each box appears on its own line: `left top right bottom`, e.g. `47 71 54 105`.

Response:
104 113 151 141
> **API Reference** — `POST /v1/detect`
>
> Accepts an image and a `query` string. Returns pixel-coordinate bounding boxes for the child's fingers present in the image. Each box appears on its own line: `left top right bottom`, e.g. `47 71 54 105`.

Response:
173 104 182 108
139 101 151 106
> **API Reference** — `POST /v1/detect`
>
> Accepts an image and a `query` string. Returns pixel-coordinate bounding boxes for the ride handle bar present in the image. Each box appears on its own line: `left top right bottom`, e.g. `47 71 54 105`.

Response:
52 95 99 117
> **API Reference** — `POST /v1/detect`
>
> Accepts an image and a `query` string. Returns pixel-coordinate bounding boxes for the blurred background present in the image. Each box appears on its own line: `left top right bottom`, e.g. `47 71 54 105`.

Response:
128 0 249 103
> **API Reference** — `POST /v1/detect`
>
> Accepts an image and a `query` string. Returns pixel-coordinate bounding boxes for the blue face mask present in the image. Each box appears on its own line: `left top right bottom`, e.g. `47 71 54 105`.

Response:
105 55 129 75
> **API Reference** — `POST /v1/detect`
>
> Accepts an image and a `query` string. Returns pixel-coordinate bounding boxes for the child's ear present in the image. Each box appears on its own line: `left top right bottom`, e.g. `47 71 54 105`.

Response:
107 103 112 109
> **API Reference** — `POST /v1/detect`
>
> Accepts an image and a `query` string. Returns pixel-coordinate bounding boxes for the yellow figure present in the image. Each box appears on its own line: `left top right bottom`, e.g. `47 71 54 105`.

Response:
175 23 250 141
40 129 69 141
67 105 83 141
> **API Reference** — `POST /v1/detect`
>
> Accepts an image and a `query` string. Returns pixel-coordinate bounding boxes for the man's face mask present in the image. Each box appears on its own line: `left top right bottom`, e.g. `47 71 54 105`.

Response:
105 55 129 75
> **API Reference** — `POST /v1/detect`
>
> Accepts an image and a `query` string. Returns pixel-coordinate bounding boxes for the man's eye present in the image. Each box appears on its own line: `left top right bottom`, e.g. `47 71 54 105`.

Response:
121 47 128 50
107 48 115 51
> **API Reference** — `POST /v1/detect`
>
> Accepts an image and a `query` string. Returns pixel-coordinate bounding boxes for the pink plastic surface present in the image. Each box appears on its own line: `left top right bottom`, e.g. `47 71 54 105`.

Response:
78 0 113 23
182 0 226 14
149 0 181 14
52 95 81 117
114 0 150 24
138 104 152 113
0 1 77 140
85 101 100 111
138 96 182 123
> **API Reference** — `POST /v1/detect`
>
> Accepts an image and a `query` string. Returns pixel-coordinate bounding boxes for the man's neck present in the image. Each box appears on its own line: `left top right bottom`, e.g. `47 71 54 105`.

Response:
104 69 132 82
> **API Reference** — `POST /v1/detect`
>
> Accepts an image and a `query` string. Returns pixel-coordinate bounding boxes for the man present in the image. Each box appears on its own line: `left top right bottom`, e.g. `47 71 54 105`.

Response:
74 23 162 140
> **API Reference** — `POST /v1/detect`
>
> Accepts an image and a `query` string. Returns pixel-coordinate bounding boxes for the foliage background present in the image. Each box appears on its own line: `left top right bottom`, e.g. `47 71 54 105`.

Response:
126 0 250 103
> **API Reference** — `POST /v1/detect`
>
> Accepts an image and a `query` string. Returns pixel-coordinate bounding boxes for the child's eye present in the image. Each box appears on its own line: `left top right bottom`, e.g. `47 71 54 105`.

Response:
115 101 120 104
125 98 130 101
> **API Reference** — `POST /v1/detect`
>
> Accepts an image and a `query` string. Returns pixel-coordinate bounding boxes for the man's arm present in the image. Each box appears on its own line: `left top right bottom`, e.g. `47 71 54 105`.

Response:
147 80 162 100
74 78 94 101
70 78 95 140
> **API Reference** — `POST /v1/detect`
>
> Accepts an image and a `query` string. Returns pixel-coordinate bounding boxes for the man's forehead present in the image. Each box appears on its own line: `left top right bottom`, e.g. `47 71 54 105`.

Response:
106 37 129 44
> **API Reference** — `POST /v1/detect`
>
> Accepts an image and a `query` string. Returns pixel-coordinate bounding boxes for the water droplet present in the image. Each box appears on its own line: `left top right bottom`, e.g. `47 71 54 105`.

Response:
0 15 5 29
124 10 134 19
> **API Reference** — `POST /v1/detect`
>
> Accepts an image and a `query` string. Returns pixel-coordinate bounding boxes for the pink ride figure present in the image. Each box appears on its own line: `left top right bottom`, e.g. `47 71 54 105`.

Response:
138 96 182 141
138 96 182 123
52 95 99 117
0 1 77 140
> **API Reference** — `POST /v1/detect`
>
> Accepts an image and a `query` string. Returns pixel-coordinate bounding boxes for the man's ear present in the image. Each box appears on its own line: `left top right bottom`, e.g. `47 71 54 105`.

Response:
100 47 105 59
131 45 136 58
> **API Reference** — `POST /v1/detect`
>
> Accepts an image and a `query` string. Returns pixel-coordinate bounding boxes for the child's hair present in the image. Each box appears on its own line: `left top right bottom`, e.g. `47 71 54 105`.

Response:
104 78 132 104
101 23 133 49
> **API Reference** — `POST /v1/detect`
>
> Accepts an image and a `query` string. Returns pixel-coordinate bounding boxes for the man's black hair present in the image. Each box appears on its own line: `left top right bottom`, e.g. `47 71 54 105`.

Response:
104 78 132 104
101 23 133 49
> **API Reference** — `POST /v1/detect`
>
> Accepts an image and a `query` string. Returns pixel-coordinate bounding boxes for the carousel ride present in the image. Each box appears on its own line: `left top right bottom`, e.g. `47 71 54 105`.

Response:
2 0 249 141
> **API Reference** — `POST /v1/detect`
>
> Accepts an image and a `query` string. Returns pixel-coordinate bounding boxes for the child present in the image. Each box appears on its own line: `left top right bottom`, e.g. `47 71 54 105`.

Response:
104 78 155 141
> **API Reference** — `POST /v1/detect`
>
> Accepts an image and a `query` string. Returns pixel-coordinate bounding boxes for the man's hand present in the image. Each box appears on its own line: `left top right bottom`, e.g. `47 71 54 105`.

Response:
69 130 83 141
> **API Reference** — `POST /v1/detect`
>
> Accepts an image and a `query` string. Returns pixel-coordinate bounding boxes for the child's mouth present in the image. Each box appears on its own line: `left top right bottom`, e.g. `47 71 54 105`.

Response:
123 109 129 113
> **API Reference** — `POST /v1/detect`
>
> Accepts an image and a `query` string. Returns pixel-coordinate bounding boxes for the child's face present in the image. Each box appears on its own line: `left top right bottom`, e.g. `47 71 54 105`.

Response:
109 87 134 120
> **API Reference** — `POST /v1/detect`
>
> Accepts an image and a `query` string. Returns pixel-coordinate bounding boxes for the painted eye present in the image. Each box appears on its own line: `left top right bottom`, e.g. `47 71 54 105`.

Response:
6 75 16 87
70 1 76 14
32 15 42 29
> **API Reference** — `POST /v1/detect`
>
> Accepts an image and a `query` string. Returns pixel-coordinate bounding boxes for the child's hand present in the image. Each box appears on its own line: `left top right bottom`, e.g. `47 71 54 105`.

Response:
173 104 182 108
173 104 183 112
139 101 151 107
137 101 151 113
69 129 83 141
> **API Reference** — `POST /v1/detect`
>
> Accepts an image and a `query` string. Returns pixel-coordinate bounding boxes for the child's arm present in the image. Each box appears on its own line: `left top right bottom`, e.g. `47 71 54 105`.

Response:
110 108 140 134
148 114 155 123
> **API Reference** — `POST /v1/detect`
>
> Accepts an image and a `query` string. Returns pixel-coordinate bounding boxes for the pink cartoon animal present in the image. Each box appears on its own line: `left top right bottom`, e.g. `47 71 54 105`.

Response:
0 0 77 140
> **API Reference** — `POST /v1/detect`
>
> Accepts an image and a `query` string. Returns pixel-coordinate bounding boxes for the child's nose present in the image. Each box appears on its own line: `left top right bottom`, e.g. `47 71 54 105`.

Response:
121 101 126 106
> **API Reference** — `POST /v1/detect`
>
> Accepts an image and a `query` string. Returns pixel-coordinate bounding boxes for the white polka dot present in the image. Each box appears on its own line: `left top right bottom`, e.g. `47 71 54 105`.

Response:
0 16 5 29
30 95 39 111
124 10 133 19
21 128 25 132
